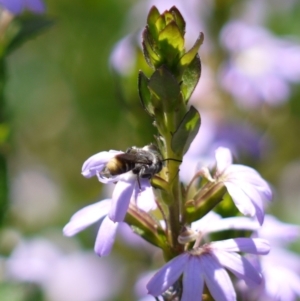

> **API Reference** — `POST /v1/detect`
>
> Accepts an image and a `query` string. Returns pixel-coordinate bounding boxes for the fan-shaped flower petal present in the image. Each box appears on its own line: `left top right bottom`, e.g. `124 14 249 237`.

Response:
214 147 272 224
94 216 119 256
81 150 123 179
63 199 111 236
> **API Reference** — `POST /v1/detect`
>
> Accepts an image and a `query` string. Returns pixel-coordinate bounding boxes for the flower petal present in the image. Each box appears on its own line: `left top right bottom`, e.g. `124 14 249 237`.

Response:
201 253 236 301
63 199 111 236
192 211 222 233
212 250 262 286
203 216 260 234
0 0 22 14
81 150 122 178
26 0 45 13
109 177 135 222
181 256 204 301
258 215 300 243
237 182 265 224
225 165 269 186
210 238 270 255
147 254 188 296
224 182 256 217
224 165 272 202
136 179 156 212
215 147 233 174
264 263 300 300
94 216 119 256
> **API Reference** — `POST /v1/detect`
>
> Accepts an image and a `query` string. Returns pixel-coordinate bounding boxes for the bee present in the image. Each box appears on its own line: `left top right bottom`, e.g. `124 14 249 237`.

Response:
100 144 163 182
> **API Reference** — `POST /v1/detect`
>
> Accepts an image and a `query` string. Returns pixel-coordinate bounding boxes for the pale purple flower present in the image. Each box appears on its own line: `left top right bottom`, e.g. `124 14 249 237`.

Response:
240 216 300 301
256 215 300 246
81 150 123 180
5 237 123 301
256 248 300 301
212 122 269 160
64 148 157 255
110 34 138 75
219 21 300 108
0 0 45 15
63 194 156 256
82 150 156 222
147 238 270 301
63 199 119 256
6 238 62 283
210 147 272 225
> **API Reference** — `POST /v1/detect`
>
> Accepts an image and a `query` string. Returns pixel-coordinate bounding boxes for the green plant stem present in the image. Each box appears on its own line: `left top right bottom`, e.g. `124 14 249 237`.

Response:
163 129 184 257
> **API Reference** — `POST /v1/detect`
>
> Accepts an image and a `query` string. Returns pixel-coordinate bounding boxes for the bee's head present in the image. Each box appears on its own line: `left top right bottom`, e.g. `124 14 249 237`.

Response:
142 143 159 153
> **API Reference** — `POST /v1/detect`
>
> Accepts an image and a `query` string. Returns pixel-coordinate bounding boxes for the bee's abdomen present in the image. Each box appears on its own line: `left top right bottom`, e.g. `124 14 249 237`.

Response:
105 158 135 175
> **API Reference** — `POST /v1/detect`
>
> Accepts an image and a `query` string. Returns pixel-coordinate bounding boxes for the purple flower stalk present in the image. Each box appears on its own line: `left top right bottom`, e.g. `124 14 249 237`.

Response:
0 0 45 15
147 237 270 301
82 149 156 222
204 147 272 224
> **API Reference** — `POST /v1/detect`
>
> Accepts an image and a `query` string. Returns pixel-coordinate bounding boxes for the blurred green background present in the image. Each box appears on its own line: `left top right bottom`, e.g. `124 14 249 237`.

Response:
0 0 300 300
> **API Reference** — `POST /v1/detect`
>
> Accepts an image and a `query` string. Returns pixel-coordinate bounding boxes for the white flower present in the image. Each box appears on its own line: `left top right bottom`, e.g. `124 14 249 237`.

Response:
212 147 272 225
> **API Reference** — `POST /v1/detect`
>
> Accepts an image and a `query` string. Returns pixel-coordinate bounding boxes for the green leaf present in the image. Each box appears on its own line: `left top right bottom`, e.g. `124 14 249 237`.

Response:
170 6 186 35
171 105 201 155
138 71 154 116
142 28 161 68
0 123 10 145
155 15 166 34
181 53 201 103
178 32 204 68
147 6 160 38
6 15 54 54
158 21 185 64
163 11 175 25
148 66 182 113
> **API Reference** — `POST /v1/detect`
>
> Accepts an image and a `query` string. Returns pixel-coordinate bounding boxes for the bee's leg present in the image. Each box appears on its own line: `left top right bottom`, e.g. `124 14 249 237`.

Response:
139 165 153 179
136 174 142 191
137 165 151 191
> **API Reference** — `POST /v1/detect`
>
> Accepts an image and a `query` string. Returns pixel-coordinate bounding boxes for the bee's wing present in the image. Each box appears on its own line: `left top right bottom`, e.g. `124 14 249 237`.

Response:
116 152 152 164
